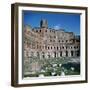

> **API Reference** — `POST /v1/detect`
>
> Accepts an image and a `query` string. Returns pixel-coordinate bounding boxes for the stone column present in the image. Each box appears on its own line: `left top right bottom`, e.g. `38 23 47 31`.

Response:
56 52 59 57
34 51 37 57
73 51 76 57
52 52 54 58
39 52 42 59
68 50 71 57
62 51 66 57
45 52 48 59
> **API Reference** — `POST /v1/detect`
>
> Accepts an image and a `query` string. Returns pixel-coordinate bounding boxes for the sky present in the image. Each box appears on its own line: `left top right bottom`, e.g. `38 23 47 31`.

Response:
23 10 80 35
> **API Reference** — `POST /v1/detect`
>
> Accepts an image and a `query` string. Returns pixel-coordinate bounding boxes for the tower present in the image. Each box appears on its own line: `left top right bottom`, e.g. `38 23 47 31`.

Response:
40 19 48 28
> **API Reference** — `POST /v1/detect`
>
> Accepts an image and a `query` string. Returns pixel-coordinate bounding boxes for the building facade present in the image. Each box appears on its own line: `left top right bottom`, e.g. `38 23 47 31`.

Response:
24 19 80 60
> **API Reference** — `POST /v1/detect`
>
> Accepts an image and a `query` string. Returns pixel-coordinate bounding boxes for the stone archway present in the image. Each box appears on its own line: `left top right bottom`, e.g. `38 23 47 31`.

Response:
54 52 57 58
71 51 74 57
66 51 68 57
60 51 62 57
77 50 80 56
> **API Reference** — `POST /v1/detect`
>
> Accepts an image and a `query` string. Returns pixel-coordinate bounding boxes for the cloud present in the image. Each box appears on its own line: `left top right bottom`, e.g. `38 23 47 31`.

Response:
53 24 61 30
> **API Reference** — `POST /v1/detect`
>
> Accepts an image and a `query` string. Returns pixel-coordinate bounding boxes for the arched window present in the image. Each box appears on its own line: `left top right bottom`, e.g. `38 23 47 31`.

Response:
51 46 52 49
74 46 76 49
66 40 68 42
54 36 56 38
50 40 52 42
36 30 38 32
48 46 49 49
62 46 64 49
59 40 60 42
77 50 80 56
40 30 41 32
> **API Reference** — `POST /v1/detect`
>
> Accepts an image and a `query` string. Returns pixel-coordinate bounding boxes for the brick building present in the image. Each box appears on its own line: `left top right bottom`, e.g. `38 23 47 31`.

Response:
24 19 80 59
23 19 80 75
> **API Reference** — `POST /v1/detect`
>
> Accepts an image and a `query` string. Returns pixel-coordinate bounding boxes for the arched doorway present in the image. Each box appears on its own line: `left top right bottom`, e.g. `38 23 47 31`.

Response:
77 50 80 56
54 52 56 58
66 51 68 57
60 51 62 57
71 51 73 57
